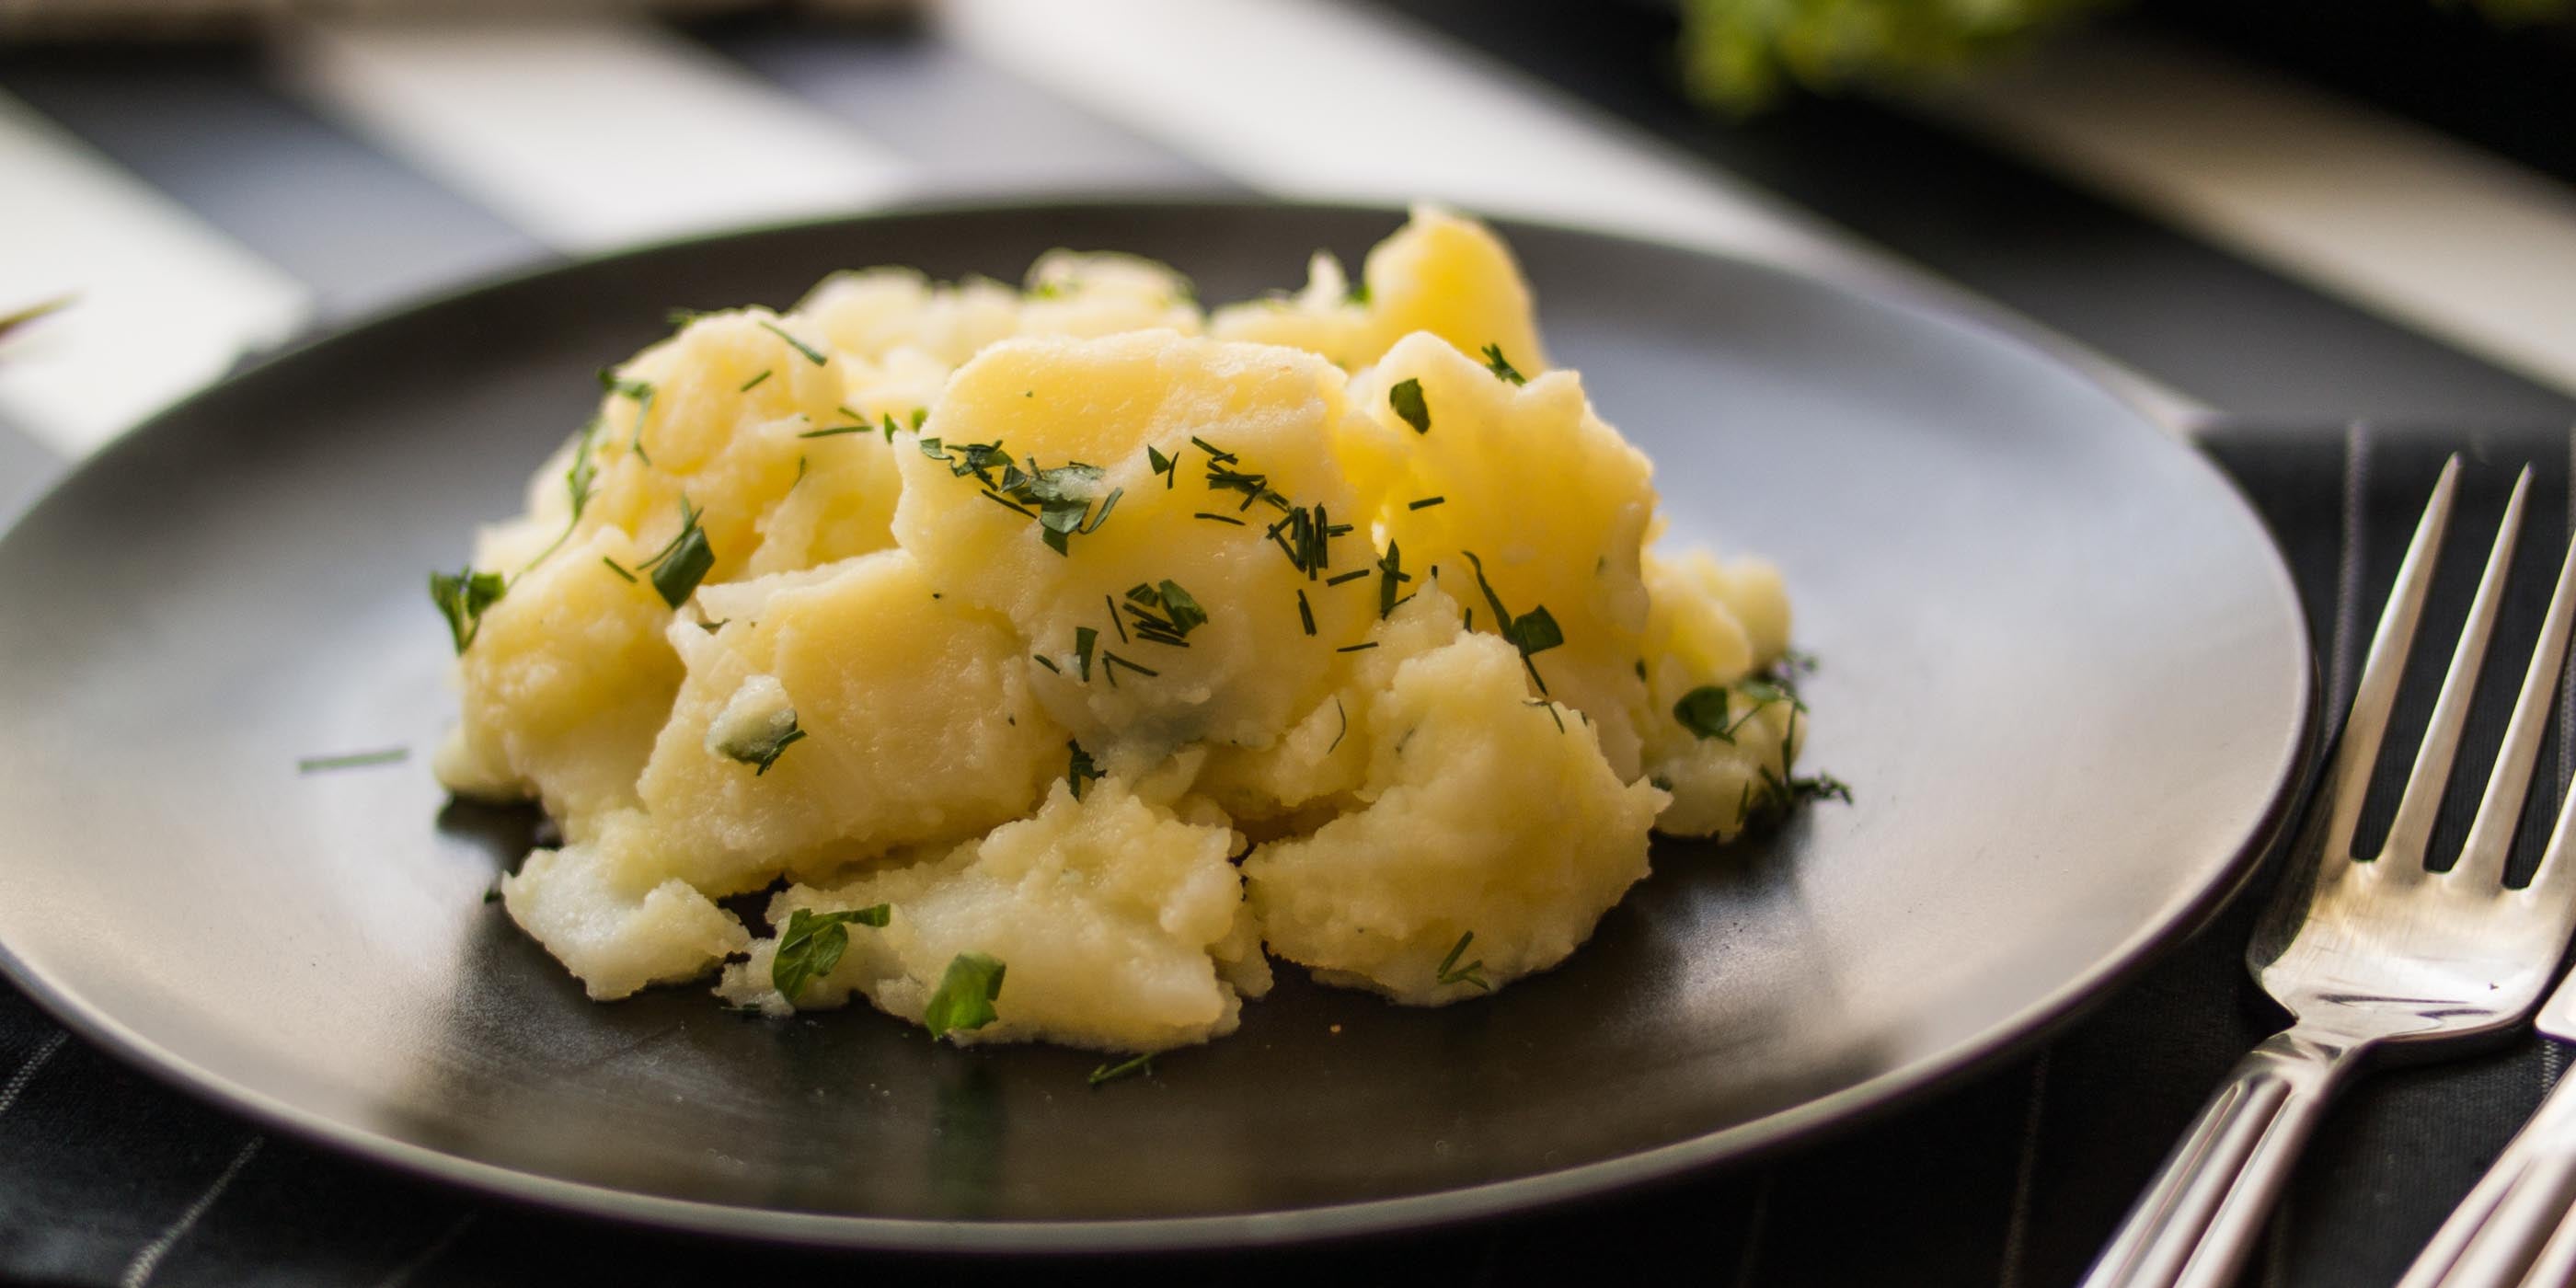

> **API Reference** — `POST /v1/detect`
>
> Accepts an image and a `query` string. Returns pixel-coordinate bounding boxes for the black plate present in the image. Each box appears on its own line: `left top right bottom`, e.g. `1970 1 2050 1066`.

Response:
0 200 2309 1249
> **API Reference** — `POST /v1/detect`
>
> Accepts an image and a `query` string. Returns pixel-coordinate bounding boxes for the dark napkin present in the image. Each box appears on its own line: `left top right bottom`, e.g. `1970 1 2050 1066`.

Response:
2 424 2567 1288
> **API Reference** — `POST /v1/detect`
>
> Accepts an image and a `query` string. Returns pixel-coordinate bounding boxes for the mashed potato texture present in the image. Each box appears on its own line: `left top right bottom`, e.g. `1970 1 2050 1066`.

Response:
443 206 1828 1055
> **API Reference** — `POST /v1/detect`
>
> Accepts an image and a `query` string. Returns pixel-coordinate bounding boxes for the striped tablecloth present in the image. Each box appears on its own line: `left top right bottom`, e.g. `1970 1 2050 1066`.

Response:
5 4 2576 1284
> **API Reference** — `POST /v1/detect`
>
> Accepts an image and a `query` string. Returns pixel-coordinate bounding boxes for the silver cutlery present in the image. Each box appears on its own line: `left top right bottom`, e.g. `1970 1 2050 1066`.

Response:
2085 458 2576 1288
2400 881 2576 1285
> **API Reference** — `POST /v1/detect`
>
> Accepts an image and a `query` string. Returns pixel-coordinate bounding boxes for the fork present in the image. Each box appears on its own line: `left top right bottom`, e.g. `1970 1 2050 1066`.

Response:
2083 458 2576 1288
2400 889 2576 1287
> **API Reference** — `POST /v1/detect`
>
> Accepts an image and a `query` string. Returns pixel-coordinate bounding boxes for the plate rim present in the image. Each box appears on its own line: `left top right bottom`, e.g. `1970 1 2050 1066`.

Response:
0 194 2317 1252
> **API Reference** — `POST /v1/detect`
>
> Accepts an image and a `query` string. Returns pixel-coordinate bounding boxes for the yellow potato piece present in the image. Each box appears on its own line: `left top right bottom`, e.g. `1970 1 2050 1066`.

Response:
1633 548 1805 838
432 525 682 836
891 331 1374 752
717 778 1268 1053
626 548 1064 894
1209 206 1546 376
1246 630 1665 1004
1341 332 1655 778
501 823 750 1001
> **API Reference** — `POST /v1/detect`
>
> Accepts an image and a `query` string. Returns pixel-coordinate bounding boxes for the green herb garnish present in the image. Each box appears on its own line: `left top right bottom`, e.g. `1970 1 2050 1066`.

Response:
758 320 829 366
1297 589 1317 637
636 499 715 608
599 369 656 463
1074 627 1098 682
1673 686 1733 741
1326 568 1372 587
1328 696 1349 753
1088 1053 1153 1087
1336 642 1378 653
1479 343 1526 385
1194 512 1247 526
1376 541 1411 618
1148 444 1179 489
1459 550 1562 693
925 951 1006 1038
430 567 507 652
296 747 408 773
1067 740 1102 800
719 712 807 776
1389 377 1431 433
1434 931 1490 992
1528 698 1567 733
1156 581 1207 636
738 369 773 392
1408 495 1446 511
601 557 636 582
771 904 891 1002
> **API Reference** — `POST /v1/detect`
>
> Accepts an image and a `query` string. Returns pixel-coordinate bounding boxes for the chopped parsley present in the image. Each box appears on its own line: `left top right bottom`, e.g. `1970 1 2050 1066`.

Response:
1460 550 1563 693
1066 740 1103 799
599 369 656 463
430 567 506 652
757 319 829 366
1479 343 1527 385
1376 542 1411 618
637 499 715 607
1528 698 1567 733
296 747 408 773
1102 652 1158 683
1673 686 1735 741
1088 1053 1154 1087
770 904 890 1002
924 951 1006 1039
1075 627 1098 681
1389 377 1431 433
719 713 807 776
1434 931 1491 992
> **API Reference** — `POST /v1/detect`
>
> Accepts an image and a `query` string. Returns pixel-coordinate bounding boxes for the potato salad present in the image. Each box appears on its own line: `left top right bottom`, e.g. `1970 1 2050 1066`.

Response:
431 207 1838 1056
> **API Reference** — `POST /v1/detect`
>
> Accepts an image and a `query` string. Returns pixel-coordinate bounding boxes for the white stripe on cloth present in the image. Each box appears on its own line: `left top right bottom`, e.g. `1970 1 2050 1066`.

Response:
0 92 310 456
1911 31 2576 404
276 17 916 253
0 1031 68 1118
120 1135 263 1288
937 0 2204 431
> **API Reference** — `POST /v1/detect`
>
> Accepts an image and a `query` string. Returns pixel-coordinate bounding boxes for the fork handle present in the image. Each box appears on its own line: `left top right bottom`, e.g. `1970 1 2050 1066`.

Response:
2081 1026 2363 1288
2396 1056 2576 1288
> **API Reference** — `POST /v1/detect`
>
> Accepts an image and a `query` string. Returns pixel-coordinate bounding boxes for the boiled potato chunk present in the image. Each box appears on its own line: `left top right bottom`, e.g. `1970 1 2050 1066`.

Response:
433 526 683 836
441 213 1826 1051
625 549 1064 893
1245 630 1665 1004
501 820 751 1000
892 331 1373 753
717 778 1267 1053
1341 332 1654 778
1195 583 1467 825
1635 548 1803 838
1209 206 1545 374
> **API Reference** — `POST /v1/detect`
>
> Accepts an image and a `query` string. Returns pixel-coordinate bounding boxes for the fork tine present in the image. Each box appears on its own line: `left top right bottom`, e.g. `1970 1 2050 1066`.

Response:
2381 468 2531 868
2457 483 2576 885
2314 455 2461 867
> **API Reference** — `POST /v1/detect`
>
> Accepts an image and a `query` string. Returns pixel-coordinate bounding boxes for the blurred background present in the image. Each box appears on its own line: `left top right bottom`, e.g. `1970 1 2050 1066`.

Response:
0 0 2571 505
